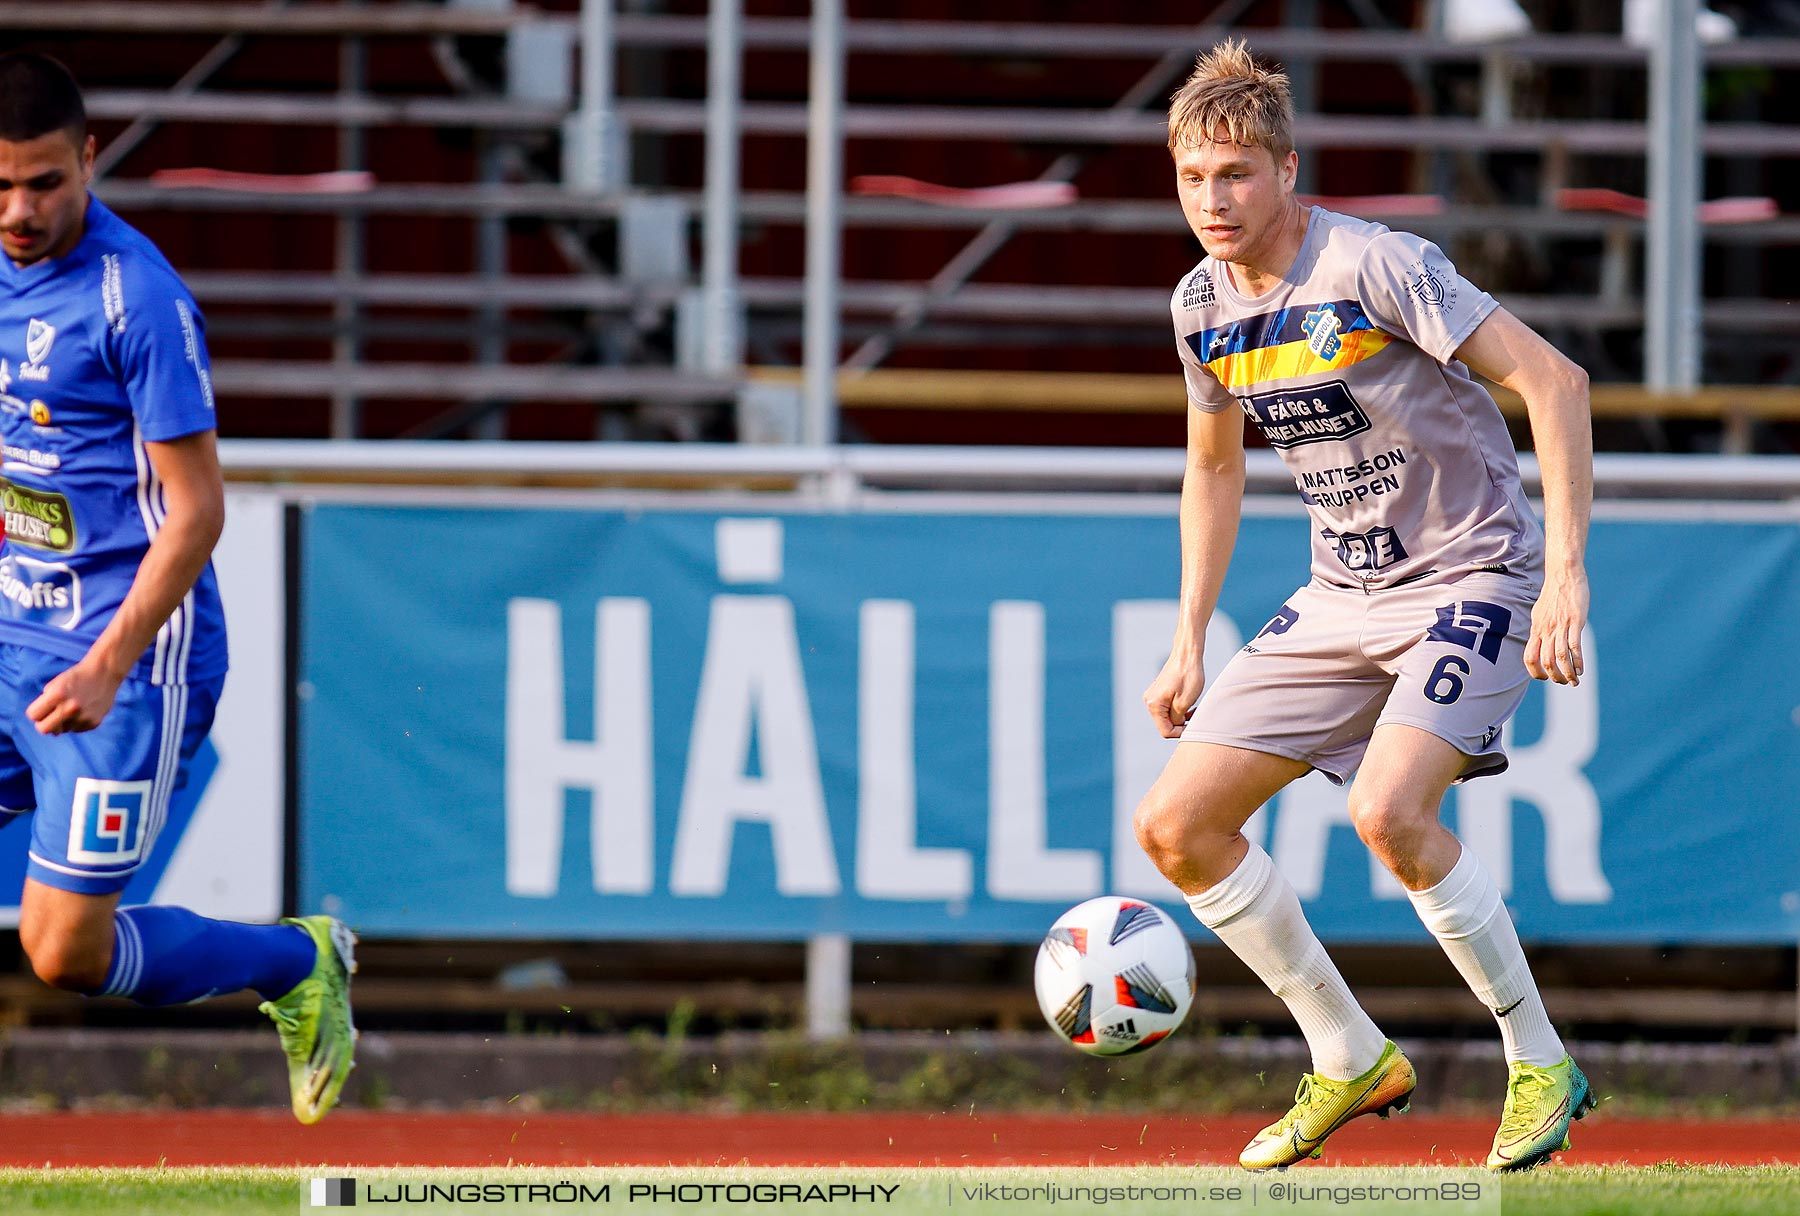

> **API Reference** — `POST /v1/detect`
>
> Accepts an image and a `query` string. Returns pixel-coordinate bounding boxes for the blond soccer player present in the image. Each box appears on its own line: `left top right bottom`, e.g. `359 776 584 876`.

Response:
1134 40 1596 1172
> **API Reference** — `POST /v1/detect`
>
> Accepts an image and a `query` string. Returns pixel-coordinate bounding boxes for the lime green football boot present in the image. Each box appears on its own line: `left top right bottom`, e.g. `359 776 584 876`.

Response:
1487 1055 1597 1172
259 915 358 1124
1239 1040 1416 1171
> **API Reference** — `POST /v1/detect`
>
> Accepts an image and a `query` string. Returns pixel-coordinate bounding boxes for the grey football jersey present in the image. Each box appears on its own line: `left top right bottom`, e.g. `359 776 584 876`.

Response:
1172 207 1544 591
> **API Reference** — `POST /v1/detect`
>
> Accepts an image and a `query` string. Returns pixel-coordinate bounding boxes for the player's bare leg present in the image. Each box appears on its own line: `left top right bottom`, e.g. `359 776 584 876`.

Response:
1352 722 1594 1170
1135 742 1412 1168
1344 723 1467 890
18 880 120 992
1133 740 1305 891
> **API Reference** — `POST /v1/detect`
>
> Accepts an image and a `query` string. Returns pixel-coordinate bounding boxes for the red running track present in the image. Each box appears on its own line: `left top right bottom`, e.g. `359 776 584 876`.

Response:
1 1112 1796 1169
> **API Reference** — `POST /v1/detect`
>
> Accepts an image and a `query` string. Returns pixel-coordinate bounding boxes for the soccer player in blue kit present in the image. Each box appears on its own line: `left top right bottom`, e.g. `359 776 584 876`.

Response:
0 53 355 1123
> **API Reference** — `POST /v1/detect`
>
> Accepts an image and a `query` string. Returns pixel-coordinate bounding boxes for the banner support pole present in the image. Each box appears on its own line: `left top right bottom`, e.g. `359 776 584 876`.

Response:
806 933 851 1040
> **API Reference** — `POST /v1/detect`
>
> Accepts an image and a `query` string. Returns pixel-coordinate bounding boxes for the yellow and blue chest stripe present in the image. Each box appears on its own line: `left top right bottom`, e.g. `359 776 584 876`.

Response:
1184 299 1393 391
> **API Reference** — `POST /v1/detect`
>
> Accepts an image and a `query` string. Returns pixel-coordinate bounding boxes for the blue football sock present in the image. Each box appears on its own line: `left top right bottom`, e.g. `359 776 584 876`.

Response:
96 906 317 1006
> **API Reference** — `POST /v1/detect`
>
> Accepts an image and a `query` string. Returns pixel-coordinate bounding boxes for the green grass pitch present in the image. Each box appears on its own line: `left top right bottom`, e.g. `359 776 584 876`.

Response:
1 1165 1797 1215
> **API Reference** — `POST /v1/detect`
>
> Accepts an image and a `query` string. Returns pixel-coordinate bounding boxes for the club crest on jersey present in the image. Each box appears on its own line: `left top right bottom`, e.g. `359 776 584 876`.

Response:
20 319 54 381
1302 304 1343 360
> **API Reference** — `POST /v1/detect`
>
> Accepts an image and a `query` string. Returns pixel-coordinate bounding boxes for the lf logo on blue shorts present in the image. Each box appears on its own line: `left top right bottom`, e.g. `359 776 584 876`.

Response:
66 778 151 867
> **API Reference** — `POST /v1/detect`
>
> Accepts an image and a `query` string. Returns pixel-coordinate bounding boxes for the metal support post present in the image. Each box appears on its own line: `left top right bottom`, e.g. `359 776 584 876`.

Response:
801 0 845 447
331 17 366 440
1646 0 1702 396
805 932 852 1040
1479 49 1514 127
701 0 745 374
472 137 508 440
1285 0 1317 190
566 0 626 191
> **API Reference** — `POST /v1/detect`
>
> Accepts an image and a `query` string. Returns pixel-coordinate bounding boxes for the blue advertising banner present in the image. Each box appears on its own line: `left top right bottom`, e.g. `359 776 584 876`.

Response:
299 502 1800 943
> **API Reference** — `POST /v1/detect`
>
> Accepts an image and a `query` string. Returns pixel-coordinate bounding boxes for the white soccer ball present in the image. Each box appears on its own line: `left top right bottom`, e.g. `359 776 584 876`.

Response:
1033 896 1196 1056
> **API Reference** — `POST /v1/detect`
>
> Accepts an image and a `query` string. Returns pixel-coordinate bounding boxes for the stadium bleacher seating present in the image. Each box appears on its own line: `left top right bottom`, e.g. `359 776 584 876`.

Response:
11 2 1797 452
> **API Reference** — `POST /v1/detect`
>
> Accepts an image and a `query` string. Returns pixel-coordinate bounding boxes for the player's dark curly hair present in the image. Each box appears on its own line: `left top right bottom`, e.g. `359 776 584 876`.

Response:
0 52 86 143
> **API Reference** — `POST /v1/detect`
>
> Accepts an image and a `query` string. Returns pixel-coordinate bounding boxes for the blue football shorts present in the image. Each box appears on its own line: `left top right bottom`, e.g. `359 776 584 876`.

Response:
0 643 222 895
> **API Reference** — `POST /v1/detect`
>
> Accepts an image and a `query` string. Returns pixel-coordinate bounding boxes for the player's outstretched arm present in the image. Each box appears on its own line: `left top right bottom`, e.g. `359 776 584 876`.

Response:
27 431 225 734
1455 308 1593 686
1145 402 1246 737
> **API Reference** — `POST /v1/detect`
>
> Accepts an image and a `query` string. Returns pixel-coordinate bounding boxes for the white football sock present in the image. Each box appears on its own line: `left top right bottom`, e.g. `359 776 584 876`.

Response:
1407 845 1564 1067
1187 842 1388 1082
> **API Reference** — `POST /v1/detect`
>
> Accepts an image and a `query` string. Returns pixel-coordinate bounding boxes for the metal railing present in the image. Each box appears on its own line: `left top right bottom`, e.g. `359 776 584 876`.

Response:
217 441 1800 500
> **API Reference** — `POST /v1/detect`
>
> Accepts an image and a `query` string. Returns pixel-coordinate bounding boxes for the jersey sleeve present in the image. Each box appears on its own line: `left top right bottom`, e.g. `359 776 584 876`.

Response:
1172 292 1237 414
108 261 218 442
1355 230 1496 364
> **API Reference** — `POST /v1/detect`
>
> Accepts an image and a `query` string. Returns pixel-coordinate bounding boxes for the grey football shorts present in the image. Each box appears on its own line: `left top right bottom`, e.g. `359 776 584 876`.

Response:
1180 572 1537 784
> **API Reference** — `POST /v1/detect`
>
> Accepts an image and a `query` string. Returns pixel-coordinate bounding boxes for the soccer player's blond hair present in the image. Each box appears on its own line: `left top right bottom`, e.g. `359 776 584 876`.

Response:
1166 38 1294 158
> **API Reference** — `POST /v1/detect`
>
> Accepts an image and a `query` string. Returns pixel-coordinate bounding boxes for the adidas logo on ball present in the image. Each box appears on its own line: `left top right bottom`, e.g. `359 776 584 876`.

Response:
1034 896 1196 1057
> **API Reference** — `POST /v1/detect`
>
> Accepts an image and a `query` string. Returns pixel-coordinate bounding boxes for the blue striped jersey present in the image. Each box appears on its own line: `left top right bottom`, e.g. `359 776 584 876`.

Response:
0 196 225 684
